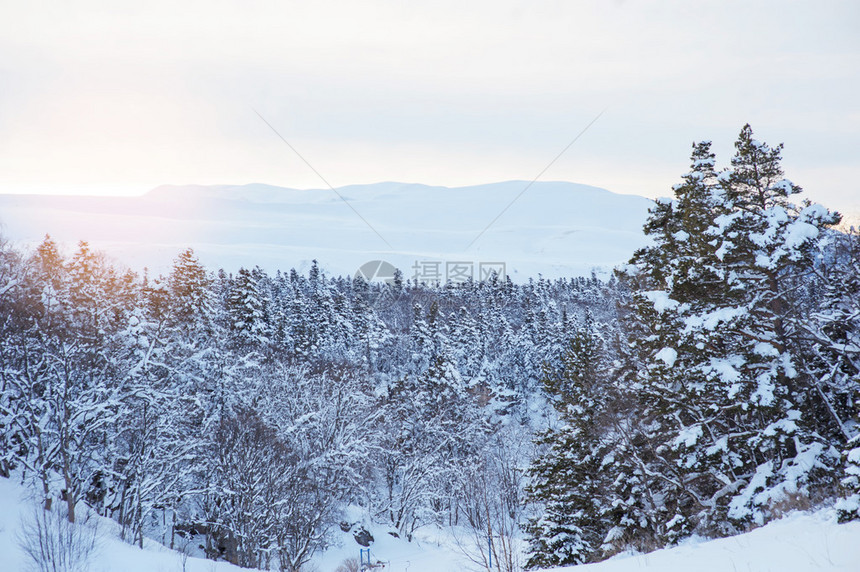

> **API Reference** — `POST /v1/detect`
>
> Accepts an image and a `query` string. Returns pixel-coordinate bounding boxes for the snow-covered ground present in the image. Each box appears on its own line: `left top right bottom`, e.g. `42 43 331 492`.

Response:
0 476 248 572
317 510 860 572
556 511 860 572
2 475 858 572
316 522 487 572
0 181 652 281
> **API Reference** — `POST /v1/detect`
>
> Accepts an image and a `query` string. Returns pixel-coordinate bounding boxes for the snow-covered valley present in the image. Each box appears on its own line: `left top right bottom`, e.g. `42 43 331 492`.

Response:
1 155 859 572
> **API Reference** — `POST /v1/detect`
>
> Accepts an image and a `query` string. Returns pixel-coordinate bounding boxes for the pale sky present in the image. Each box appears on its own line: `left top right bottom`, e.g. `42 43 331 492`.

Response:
1 1 858 212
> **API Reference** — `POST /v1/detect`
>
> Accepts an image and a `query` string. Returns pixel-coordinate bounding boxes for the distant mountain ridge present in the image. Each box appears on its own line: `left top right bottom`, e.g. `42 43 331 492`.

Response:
0 181 653 281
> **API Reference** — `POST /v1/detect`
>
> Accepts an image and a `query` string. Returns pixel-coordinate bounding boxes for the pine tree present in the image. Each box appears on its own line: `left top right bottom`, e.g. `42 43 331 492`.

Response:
714 125 841 524
616 127 841 542
525 315 612 567
617 141 741 542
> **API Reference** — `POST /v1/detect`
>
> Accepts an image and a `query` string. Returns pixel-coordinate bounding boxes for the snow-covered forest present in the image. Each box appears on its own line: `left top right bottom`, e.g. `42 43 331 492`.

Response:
1 125 859 571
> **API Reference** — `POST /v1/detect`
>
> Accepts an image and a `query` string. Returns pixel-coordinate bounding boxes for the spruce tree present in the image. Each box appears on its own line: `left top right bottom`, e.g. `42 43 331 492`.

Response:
525 315 612 567
226 267 269 348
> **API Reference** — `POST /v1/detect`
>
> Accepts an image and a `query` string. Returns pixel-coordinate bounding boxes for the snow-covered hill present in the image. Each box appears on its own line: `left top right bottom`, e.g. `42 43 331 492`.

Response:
0 181 652 280
2 475 858 572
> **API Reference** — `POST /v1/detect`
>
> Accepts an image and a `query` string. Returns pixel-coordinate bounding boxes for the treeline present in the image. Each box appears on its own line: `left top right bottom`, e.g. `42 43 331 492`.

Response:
0 232 611 571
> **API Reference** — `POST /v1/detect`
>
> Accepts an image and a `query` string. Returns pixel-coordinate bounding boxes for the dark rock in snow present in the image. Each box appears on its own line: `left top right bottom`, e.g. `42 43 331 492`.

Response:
353 526 374 547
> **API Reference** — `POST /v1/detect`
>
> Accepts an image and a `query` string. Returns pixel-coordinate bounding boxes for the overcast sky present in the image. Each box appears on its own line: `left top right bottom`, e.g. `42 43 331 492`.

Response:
1 1 858 212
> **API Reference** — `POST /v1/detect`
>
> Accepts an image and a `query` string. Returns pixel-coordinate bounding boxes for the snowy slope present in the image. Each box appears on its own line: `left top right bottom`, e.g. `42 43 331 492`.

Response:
0 181 652 280
313 512 860 572
555 510 860 572
318 510 860 572
0 476 253 572
2 474 858 572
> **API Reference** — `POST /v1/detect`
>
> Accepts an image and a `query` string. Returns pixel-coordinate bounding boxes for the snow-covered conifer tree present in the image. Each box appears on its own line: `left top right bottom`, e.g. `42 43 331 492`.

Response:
525 314 613 567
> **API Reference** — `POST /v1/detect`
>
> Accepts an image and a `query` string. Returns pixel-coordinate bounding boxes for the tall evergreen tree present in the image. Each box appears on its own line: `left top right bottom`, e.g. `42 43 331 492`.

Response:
525 315 613 567
618 127 842 542
714 125 841 524
226 266 269 348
